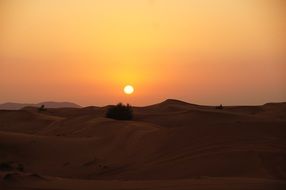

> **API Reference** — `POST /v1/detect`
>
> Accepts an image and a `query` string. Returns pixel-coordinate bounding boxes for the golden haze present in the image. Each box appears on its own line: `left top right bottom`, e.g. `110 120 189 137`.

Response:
0 0 285 106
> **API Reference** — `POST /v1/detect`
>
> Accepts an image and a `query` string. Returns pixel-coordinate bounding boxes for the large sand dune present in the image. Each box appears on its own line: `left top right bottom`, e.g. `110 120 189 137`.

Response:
0 100 286 189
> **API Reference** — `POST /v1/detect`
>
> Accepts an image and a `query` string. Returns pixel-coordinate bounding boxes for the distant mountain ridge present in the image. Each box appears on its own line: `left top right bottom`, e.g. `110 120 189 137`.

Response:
0 101 81 110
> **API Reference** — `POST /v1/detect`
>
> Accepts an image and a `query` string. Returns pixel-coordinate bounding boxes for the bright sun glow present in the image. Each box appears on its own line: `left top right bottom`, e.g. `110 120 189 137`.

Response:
124 85 134 95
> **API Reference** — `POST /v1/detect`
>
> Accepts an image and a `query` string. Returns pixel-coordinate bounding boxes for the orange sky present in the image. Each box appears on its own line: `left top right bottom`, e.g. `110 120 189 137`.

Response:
0 0 285 106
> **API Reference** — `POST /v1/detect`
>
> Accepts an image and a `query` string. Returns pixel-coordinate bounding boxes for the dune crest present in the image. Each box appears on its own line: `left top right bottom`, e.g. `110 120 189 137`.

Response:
0 101 81 110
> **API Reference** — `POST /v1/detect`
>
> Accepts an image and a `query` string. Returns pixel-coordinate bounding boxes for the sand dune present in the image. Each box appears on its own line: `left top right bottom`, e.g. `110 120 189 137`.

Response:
0 100 286 189
0 102 81 110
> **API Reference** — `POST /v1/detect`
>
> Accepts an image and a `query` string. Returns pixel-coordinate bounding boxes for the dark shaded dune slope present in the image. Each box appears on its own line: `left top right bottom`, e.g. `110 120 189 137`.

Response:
0 110 62 134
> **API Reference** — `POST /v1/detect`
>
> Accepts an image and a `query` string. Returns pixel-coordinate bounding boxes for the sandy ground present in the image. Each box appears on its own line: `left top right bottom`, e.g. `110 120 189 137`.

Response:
0 99 286 189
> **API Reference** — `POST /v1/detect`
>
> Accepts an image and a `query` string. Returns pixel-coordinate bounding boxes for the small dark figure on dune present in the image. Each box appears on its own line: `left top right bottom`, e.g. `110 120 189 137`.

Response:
38 105 47 112
215 104 224 110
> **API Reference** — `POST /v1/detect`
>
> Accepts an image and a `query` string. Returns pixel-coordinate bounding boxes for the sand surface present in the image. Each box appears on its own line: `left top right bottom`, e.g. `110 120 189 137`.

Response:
1 99 286 189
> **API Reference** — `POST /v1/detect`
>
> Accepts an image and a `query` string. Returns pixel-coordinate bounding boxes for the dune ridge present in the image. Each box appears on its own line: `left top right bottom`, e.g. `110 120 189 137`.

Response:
0 102 81 110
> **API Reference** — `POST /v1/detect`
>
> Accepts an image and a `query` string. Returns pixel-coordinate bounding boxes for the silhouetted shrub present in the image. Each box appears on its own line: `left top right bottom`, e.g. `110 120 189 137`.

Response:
106 103 133 120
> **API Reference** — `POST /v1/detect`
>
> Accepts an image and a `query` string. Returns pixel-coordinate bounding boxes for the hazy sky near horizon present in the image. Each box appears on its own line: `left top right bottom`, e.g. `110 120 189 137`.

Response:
0 0 285 106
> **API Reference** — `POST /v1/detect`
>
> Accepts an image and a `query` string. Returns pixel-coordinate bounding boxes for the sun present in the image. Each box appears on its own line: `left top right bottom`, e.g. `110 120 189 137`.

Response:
124 85 134 95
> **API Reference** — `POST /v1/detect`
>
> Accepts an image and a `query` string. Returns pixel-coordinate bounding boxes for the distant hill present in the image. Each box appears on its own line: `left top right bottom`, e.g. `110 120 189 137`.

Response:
0 101 81 110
